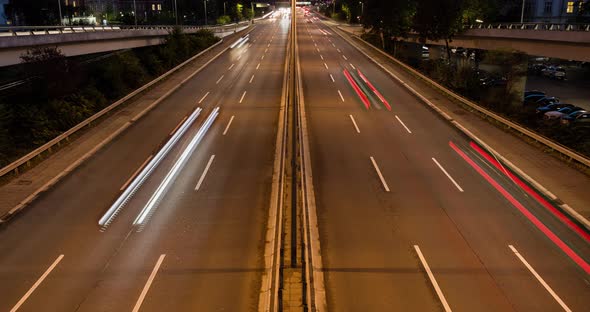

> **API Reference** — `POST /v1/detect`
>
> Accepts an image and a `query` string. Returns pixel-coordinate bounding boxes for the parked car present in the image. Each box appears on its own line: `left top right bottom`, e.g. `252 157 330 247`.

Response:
525 90 545 98
541 66 567 80
529 96 560 107
543 106 584 120
561 110 589 125
524 93 547 104
529 63 547 75
536 103 574 114
550 67 567 80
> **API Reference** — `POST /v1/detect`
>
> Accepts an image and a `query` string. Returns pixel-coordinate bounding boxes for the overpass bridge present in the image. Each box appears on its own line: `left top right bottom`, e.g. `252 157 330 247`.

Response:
336 21 590 62
0 20 260 67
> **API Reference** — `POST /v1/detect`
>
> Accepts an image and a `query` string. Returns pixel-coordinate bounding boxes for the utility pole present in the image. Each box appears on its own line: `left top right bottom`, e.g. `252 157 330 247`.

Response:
133 0 137 25
520 0 526 23
333 0 336 16
57 0 64 26
359 1 363 23
173 0 178 25
204 0 208 25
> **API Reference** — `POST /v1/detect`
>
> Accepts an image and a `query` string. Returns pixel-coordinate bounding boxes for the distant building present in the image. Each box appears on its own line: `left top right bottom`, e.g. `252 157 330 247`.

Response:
526 0 589 23
85 0 165 17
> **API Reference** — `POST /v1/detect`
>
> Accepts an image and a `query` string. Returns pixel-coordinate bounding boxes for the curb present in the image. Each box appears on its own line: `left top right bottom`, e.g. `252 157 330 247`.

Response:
328 24 590 232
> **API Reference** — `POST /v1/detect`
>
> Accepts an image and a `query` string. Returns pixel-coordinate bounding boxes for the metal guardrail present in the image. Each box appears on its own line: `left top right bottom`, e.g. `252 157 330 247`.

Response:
468 22 590 31
0 37 227 178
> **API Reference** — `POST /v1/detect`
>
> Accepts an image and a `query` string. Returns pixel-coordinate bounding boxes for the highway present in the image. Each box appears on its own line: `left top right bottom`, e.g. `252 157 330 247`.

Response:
298 10 590 312
1 8 590 312
0 17 288 312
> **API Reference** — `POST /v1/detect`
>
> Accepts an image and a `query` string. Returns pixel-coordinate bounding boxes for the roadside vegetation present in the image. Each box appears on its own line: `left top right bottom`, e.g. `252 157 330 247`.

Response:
325 0 590 158
0 29 218 167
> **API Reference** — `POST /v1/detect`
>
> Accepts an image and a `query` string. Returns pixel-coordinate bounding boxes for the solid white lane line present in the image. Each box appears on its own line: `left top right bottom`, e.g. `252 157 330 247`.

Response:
121 155 154 191
509 245 572 312
414 245 452 312
432 158 464 192
223 116 235 136
370 156 390 192
195 155 216 191
338 90 345 102
198 92 210 104
330 74 335 82
324 63 329 70
249 74 255 83
228 64 235 70
11 255 64 312
320 54 324 60
349 115 360 133
132 254 166 312
239 91 247 103
256 63 261 70
350 63 356 70
216 75 224 84
343 55 348 60
395 115 412 134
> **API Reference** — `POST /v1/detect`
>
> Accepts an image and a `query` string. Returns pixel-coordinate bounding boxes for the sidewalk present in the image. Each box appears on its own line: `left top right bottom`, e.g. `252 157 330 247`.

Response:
334 24 590 222
0 29 248 220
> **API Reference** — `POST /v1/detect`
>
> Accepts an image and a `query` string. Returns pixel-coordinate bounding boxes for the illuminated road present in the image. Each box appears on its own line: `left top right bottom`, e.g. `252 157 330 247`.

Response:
0 18 288 312
298 11 590 312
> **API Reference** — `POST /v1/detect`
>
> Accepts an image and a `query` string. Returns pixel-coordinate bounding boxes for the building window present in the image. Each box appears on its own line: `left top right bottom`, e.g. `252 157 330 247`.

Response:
72 1 76 8
152 4 156 11
567 1 574 13
544 1 553 14
157 4 162 10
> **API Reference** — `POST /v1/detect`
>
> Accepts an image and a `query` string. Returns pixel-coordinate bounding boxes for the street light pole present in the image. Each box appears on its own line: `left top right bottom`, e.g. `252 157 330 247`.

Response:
174 0 178 25
133 0 137 25
204 0 207 25
520 0 526 23
359 1 363 23
333 0 336 16
57 0 64 26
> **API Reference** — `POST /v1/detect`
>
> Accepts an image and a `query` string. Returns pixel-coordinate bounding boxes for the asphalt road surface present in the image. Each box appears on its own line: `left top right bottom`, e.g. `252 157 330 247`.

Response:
0 17 288 312
299 10 590 312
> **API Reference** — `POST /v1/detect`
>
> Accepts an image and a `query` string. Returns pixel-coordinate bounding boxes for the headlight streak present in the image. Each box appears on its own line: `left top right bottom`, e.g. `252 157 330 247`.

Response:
133 107 220 228
98 107 203 228
230 34 250 49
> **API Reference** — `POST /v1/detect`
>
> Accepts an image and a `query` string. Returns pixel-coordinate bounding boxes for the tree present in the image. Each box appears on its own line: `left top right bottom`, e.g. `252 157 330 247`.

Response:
413 0 466 60
362 0 416 52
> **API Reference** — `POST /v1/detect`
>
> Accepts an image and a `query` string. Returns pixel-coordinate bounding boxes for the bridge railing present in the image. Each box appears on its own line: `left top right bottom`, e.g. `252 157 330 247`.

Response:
468 22 590 32
0 22 251 37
